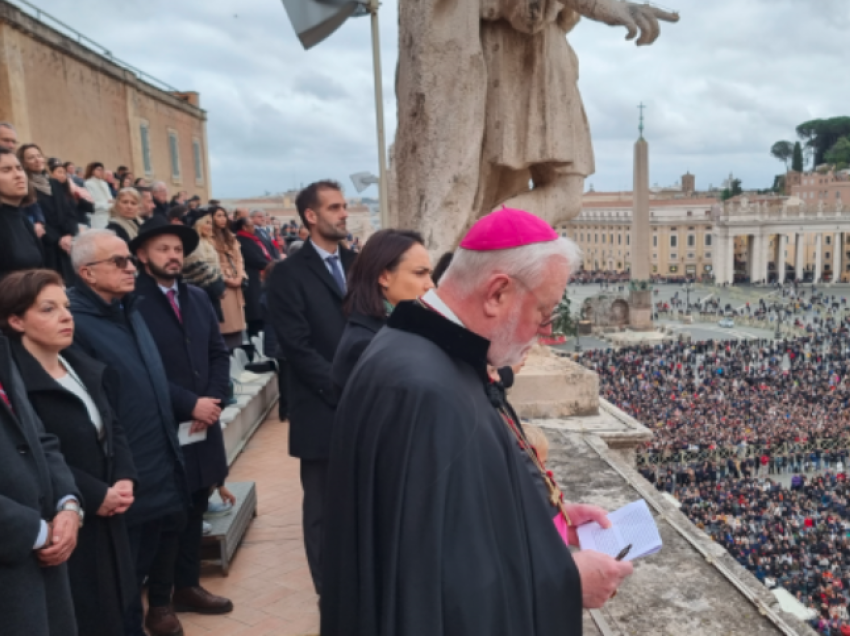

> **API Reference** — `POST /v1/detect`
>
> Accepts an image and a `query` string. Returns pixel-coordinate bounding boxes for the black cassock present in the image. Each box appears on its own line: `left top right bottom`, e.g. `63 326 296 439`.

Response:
321 301 582 636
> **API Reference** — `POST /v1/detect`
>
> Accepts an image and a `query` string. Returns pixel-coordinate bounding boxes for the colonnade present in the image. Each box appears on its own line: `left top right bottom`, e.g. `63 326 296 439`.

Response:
713 231 844 285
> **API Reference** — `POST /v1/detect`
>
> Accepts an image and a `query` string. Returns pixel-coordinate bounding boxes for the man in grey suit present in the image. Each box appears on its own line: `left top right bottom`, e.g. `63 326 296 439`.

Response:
0 332 83 635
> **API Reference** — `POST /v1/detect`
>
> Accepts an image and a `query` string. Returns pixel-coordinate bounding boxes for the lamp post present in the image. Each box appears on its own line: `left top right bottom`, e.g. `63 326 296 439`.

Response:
775 306 782 340
366 0 390 229
280 0 389 229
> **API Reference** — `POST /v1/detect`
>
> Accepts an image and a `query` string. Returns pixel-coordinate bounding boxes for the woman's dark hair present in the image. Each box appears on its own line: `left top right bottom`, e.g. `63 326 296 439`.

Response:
431 251 454 286
0 269 64 337
16 143 43 177
0 147 37 206
343 229 424 319
210 205 236 249
84 162 104 180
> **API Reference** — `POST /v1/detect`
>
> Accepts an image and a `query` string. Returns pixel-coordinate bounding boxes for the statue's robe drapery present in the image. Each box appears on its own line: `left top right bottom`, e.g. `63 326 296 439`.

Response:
395 0 594 251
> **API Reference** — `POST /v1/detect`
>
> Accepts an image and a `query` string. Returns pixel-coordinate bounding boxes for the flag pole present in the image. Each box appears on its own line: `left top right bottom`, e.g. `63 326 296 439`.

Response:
367 0 390 229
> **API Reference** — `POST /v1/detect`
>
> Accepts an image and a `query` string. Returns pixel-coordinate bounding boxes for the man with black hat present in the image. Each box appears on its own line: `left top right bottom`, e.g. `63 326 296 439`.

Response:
130 216 235 620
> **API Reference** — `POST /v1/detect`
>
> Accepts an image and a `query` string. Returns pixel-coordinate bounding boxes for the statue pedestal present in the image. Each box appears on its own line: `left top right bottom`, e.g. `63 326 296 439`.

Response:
508 347 598 419
629 288 654 331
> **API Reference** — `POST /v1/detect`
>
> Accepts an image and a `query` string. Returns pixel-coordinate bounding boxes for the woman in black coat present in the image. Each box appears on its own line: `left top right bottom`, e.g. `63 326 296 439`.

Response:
234 216 272 339
331 229 433 395
17 145 79 284
1 269 138 636
0 148 44 279
48 159 93 231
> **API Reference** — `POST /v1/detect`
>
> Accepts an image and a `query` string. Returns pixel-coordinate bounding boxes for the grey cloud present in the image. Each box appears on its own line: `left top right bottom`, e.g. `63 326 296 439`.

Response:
23 0 849 198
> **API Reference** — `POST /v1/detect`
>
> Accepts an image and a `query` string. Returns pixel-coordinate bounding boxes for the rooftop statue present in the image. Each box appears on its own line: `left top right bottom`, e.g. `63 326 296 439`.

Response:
394 0 679 253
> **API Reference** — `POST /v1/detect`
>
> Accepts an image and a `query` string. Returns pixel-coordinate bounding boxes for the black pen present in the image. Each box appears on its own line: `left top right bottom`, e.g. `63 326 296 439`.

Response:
615 544 632 561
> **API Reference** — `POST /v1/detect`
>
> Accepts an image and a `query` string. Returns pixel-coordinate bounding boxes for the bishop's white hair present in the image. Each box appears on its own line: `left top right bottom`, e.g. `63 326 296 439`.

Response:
70 229 118 271
440 237 582 294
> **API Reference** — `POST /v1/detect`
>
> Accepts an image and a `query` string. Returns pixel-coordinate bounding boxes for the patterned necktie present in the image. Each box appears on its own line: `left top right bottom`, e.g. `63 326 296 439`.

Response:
167 289 182 323
327 255 346 294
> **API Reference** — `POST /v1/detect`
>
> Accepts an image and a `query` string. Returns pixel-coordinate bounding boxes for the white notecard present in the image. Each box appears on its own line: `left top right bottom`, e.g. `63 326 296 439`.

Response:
178 421 208 446
576 499 662 561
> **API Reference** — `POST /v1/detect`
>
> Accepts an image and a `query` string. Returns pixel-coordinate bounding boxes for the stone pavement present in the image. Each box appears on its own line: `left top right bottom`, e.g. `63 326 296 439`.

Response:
182 414 319 636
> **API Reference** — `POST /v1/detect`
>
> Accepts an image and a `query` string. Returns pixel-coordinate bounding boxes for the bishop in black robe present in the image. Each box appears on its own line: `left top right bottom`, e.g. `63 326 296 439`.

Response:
321 300 583 636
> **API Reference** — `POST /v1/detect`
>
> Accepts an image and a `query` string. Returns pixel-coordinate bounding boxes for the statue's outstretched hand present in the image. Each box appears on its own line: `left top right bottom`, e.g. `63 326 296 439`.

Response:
568 0 679 46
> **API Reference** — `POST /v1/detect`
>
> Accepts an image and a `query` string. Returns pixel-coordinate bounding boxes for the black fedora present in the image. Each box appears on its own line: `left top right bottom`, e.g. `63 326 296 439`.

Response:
129 214 200 256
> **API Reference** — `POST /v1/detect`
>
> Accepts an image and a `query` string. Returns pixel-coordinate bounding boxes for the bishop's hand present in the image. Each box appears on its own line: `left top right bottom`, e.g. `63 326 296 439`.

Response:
566 0 680 46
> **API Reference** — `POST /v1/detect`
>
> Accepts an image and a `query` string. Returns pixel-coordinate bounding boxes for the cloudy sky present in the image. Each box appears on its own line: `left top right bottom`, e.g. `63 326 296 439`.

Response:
20 0 850 198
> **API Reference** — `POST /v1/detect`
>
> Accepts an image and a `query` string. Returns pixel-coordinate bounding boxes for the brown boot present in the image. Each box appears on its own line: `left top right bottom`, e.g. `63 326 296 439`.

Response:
172 586 234 615
144 605 184 636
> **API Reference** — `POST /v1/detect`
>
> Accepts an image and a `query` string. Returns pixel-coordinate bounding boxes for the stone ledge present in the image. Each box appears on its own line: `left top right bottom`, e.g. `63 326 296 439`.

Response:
222 372 278 465
546 429 816 636
509 348 599 419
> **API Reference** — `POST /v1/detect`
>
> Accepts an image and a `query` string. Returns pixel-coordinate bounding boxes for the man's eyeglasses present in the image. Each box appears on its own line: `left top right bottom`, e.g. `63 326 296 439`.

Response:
85 255 138 270
512 276 561 329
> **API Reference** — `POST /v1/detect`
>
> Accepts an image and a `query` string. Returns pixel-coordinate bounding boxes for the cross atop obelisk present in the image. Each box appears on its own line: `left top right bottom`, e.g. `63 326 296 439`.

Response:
638 102 646 139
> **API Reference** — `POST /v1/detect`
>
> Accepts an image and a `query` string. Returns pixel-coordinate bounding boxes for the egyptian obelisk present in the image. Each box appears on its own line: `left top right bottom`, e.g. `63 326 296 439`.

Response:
629 104 654 330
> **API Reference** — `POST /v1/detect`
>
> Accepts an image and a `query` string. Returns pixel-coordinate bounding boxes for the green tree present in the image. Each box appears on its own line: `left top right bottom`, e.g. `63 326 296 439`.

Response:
796 117 850 168
792 141 804 172
825 136 850 166
770 140 794 169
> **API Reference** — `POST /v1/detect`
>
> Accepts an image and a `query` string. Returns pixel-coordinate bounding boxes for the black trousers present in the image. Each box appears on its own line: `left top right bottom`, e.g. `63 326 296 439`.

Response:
123 512 186 636
300 459 329 595
174 488 211 590
277 359 290 421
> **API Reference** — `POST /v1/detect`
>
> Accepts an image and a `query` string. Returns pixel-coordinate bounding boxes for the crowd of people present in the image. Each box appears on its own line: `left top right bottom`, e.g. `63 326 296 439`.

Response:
580 325 850 632
2 135 637 636
0 123 370 635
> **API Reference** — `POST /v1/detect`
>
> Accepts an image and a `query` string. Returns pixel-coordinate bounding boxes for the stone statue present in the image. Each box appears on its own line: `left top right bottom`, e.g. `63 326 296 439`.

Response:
394 0 679 253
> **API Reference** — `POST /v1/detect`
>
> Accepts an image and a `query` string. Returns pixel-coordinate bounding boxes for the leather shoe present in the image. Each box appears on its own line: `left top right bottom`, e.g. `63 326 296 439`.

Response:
144 605 184 636
173 586 234 615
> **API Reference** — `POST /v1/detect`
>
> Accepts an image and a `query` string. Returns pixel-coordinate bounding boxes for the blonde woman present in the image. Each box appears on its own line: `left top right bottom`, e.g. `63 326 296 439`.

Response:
210 205 246 349
183 207 227 321
105 187 142 244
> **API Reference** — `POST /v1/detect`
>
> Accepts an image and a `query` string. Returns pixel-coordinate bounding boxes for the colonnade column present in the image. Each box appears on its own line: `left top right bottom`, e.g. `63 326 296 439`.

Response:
795 233 805 281
814 234 823 283
747 233 768 283
834 233 843 283
777 234 788 284
713 231 731 285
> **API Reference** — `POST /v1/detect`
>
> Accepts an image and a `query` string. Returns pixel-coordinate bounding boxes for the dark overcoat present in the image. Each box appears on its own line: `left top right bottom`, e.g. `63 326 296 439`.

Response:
235 232 272 322
11 342 138 636
134 271 230 494
0 335 80 636
68 281 188 527
321 302 583 636
36 179 79 284
267 239 355 459
331 312 385 397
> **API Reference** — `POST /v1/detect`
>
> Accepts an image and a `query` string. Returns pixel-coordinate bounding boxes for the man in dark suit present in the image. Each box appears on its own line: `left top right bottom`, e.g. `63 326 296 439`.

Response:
0 333 82 635
130 216 234 618
267 179 354 595
250 210 281 260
